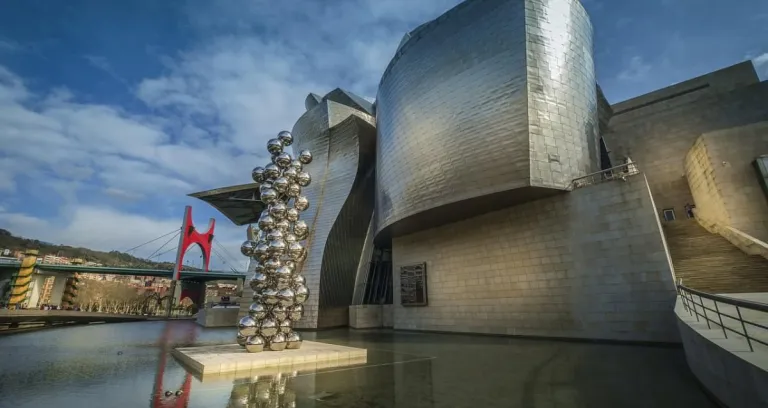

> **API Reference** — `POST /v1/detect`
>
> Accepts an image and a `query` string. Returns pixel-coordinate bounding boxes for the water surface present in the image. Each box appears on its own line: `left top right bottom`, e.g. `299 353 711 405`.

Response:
0 320 715 407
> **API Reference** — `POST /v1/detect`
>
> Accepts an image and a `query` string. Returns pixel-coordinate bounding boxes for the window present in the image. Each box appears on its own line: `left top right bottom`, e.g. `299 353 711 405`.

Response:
662 208 676 222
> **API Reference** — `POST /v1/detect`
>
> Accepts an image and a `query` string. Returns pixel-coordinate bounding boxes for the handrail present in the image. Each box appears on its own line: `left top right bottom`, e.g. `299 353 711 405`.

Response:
570 161 640 190
677 283 768 352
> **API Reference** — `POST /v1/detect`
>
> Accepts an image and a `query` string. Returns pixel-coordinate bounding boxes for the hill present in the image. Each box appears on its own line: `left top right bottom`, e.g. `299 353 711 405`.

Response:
0 228 201 271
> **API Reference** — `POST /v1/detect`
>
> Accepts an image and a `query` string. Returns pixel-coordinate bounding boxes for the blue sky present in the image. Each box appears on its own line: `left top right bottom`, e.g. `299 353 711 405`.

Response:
0 0 766 270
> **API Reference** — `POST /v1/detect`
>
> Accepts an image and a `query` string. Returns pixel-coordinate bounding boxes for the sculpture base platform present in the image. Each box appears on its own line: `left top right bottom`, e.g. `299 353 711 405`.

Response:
172 341 367 379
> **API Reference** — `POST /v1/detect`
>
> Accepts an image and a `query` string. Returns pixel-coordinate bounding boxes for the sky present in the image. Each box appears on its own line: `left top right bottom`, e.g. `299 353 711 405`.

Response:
0 0 767 271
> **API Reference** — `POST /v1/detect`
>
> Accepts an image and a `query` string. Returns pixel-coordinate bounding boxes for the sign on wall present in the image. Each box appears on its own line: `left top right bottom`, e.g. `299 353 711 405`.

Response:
400 263 428 307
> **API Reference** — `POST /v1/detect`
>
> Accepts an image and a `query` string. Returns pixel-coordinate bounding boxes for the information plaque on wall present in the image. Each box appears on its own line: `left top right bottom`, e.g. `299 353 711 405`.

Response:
400 263 428 307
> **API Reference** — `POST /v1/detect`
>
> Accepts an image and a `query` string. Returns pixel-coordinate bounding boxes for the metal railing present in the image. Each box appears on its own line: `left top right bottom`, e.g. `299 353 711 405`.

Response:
570 162 640 190
677 283 768 352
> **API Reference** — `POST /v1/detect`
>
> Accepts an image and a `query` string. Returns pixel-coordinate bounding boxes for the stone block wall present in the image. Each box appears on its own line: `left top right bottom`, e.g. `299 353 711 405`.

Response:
604 64 768 220
685 122 768 242
391 174 679 343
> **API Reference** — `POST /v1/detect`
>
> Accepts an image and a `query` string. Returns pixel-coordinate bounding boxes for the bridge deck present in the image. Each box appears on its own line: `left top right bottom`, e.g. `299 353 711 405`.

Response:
0 262 245 281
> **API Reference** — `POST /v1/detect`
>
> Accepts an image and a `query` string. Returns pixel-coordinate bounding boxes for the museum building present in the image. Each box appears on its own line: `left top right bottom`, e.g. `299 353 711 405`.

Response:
192 0 768 342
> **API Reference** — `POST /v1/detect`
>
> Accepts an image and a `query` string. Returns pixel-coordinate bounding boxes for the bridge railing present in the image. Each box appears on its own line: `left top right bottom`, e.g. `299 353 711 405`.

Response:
677 283 768 352
570 162 640 190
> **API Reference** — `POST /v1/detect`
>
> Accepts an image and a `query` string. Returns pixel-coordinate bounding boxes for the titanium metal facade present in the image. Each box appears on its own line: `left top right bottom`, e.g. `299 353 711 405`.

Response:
375 0 597 238
290 89 377 329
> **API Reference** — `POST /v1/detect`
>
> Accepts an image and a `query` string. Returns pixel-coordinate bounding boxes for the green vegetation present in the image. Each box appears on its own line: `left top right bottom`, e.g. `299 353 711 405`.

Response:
0 228 198 270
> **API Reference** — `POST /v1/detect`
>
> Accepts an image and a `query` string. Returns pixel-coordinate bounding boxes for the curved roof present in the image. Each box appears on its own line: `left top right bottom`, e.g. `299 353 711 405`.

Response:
188 183 265 226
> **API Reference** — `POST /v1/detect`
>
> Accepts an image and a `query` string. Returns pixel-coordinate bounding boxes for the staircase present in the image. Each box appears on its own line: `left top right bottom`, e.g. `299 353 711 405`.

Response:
663 219 768 293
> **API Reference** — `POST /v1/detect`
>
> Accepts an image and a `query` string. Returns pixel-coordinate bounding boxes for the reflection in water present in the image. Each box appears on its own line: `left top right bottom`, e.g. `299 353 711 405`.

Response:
0 320 717 408
227 372 297 408
152 322 196 408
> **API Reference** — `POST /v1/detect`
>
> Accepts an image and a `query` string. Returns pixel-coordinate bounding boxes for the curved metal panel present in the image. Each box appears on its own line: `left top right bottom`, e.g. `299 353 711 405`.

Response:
290 97 376 328
526 0 599 183
375 0 596 238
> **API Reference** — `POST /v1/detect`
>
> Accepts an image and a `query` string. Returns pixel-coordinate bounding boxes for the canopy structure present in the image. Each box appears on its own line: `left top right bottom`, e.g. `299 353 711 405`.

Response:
188 183 265 226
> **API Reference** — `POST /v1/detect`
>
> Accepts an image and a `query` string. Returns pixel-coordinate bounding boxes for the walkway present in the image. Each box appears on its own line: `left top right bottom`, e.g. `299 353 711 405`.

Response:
0 310 191 333
0 320 717 408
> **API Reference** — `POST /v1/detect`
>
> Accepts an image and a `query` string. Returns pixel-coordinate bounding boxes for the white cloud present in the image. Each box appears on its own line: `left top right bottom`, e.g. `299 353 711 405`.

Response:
617 55 652 82
0 206 248 270
0 0 464 270
753 52 768 77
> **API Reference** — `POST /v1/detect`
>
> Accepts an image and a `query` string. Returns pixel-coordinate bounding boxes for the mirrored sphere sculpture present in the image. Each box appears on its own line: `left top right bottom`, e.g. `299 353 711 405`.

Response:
237 130 312 352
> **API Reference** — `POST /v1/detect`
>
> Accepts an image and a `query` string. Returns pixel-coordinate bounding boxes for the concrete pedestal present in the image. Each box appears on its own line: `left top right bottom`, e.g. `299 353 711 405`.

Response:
196 307 239 327
172 341 367 379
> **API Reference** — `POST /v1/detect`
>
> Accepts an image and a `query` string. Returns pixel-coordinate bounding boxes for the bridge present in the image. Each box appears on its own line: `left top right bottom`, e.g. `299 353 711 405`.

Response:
0 262 245 282
1 206 248 313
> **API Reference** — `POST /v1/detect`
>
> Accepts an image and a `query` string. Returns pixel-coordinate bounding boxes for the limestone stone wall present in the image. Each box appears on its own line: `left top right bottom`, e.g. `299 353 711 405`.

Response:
603 63 768 220
392 174 678 343
685 122 768 242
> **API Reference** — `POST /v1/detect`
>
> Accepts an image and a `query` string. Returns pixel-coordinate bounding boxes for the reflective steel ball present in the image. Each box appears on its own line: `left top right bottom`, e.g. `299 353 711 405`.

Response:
288 304 304 321
267 138 284 155
294 284 309 305
298 150 313 164
271 304 288 321
266 229 284 241
287 241 304 260
254 243 269 261
264 258 281 273
294 196 309 212
259 318 278 337
259 182 274 194
277 288 295 308
260 188 278 204
275 265 292 281
272 177 289 193
268 333 287 351
278 319 292 334
240 240 258 257
237 316 259 337
258 214 276 230
245 335 265 353
248 302 268 320
283 167 298 181
293 220 309 238
277 130 293 146
261 288 280 306
285 208 299 222
283 233 298 244
275 219 291 233
290 160 303 172
267 239 286 256
249 272 269 291
237 333 248 347
284 260 297 272
296 171 311 187
274 152 292 168
291 275 306 287
268 202 287 219
264 163 281 179
251 166 265 183
286 331 303 349
286 183 301 198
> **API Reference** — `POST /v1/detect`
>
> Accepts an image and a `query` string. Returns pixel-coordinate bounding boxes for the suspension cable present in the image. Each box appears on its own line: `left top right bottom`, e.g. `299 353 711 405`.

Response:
211 246 239 273
213 239 242 269
148 245 178 261
145 230 181 261
123 229 180 254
